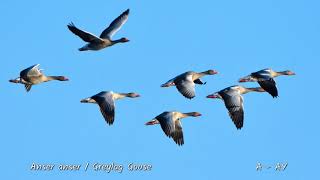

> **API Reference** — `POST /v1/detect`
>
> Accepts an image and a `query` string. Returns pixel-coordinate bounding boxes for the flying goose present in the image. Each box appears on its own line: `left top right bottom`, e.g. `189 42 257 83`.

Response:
9 64 69 92
161 70 218 99
145 111 201 146
67 9 130 51
238 68 295 98
207 85 265 129
80 91 140 125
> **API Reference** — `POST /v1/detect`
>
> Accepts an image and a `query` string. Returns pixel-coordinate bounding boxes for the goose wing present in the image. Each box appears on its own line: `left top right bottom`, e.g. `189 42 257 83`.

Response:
67 22 103 43
194 78 206 85
171 120 184 146
220 89 244 129
91 92 115 125
156 112 184 146
20 64 42 78
251 69 273 80
156 112 175 137
174 74 196 99
100 9 129 39
257 79 278 98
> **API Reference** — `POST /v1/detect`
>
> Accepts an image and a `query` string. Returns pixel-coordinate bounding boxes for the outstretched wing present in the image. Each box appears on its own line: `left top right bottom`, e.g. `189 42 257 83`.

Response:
156 112 175 137
171 120 184 146
258 79 278 98
20 64 42 79
221 90 244 129
174 75 196 99
100 9 129 39
24 84 32 92
67 22 102 43
92 92 115 125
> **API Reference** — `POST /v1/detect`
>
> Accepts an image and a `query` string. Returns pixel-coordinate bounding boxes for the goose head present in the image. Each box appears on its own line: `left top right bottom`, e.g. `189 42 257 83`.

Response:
205 70 218 75
126 92 140 98
51 76 69 81
238 76 255 83
282 70 296 75
120 37 130 43
187 112 202 117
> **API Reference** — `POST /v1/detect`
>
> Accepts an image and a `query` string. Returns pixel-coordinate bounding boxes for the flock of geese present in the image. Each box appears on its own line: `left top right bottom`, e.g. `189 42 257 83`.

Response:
8 9 295 146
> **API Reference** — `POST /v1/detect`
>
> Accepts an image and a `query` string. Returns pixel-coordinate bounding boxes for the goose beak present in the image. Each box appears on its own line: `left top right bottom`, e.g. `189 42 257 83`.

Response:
238 79 248 83
206 94 218 99
161 82 174 87
145 120 157 125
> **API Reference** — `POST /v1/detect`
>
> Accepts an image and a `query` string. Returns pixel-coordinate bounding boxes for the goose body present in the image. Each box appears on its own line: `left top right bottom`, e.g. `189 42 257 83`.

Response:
145 111 201 146
161 69 218 99
80 91 140 125
67 9 130 51
207 85 265 129
9 64 69 92
239 68 295 98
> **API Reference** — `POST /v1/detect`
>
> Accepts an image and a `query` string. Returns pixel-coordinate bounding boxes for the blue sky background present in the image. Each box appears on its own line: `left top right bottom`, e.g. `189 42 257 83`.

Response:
0 0 319 179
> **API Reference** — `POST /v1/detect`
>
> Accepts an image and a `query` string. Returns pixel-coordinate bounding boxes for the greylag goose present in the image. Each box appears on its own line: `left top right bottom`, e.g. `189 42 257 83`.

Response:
145 111 201 146
9 64 69 92
161 70 218 99
207 85 265 129
67 9 130 51
238 68 295 98
80 91 140 125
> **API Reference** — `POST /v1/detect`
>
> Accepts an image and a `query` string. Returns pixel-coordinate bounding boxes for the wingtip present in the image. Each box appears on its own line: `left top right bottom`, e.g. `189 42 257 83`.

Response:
67 22 75 28
185 96 195 100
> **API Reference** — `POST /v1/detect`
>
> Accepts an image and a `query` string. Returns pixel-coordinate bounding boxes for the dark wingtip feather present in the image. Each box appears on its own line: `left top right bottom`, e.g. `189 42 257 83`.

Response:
67 22 75 28
236 126 243 130
234 121 243 130
228 110 244 130
269 91 278 98
124 9 130 14
186 96 195 99
179 92 195 99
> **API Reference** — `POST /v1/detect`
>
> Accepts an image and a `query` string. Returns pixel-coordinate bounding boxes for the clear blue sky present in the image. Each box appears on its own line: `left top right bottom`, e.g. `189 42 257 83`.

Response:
0 0 319 179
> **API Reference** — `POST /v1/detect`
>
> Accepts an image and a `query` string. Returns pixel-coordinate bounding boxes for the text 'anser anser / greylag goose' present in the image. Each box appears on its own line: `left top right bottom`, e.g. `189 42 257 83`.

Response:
145 111 201 146
207 85 265 129
9 64 69 92
81 91 140 125
67 9 130 51
161 70 218 99
238 68 295 98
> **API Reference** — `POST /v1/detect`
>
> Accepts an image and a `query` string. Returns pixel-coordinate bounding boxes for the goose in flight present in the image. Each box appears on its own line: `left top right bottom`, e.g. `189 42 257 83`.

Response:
161 69 218 99
67 9 130 51
207 85 265 129
9 64 69 92
81 91 140 125
145 111 201 146
238 68 295 98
